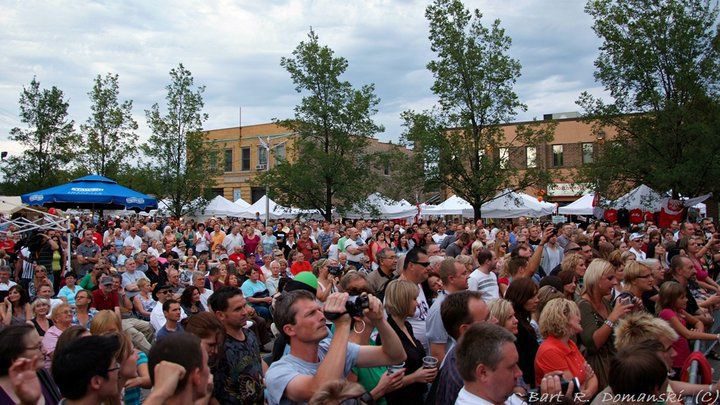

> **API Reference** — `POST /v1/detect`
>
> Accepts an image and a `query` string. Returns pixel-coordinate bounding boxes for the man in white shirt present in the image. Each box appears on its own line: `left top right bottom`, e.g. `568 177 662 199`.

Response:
222 225 244 252
344 228 367 270
628 233 647 260
150 284 187 331
123 227 143 254
468 249 500 301
455 323 562 405
0 266 17 291
426 258 469 364
399 247 431 352
145 222 162 243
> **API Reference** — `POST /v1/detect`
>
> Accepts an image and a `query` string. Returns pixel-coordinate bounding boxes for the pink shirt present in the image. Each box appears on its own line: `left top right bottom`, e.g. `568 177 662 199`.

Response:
659 308 690 368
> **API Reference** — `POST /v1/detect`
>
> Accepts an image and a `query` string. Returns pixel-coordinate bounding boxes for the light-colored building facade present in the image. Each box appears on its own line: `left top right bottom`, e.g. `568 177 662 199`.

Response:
205 123 410 203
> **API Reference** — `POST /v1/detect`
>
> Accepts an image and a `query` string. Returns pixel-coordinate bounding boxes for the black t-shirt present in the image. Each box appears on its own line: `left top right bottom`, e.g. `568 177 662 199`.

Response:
274 230 287 248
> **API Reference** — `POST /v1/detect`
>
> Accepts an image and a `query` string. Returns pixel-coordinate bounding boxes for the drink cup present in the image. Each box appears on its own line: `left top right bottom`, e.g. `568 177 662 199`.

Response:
422 356 438 369
387 362 405 375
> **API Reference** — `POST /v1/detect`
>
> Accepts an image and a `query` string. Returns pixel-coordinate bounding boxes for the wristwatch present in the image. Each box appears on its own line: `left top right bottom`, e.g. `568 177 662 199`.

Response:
604 319 615 328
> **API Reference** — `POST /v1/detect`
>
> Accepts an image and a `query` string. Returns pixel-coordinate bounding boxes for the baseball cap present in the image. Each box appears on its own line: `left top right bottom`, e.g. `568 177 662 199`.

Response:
100 276 114 286
630 232 643 241
564 242 581 252
219 254 229 260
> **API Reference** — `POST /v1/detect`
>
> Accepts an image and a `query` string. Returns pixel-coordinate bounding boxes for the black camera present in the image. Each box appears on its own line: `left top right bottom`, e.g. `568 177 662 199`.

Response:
324 294 370 320
328 266 342 276
346 294 370 318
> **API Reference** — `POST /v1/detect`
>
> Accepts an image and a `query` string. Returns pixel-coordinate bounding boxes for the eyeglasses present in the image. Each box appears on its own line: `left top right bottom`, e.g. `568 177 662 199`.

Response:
24 342 42 352
339 392 376 405
107 364 121 373
638 274 653 279
411 261 430 268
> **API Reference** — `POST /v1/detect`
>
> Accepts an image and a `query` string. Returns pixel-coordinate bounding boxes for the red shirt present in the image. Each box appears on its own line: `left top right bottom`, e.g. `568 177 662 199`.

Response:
92 290 120 311
1 239 15 254
297 238 314 259
229 252 246 266
534 336 588 386
290 261 312 276
93 232 103 247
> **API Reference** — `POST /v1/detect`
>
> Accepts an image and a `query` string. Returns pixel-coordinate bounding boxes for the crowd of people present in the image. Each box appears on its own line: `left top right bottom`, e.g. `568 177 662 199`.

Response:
0 213 718 404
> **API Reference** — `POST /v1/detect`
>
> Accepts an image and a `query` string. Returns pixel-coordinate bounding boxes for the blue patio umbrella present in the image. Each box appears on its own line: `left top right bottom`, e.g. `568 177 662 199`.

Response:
21 175 158 211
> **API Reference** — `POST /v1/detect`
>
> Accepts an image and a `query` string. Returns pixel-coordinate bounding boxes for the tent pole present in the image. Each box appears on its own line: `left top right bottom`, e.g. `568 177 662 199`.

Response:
66 222 72 276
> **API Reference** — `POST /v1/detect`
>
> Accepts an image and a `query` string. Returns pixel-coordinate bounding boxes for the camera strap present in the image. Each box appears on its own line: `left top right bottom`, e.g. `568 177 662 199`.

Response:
324 310 349 321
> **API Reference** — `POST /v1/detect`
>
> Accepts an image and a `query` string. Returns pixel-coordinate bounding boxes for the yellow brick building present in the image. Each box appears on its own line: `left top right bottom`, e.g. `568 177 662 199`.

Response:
205 123 410 203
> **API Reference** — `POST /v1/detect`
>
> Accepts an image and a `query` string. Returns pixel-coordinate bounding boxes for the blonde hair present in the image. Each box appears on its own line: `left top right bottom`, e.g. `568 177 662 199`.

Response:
539 298 580 338
50 303 71 322
456 255 473 268
384 279 419 318
488 299 514 327
583 259 615 295
624 260 651 285
614 312 679 350
32 298 51 314
309 379 368 405
137 278 150 289
560 254 585 274
90 310 122 335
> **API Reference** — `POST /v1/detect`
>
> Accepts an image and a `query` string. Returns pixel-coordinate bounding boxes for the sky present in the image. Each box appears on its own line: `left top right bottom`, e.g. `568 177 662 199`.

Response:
0 0 612 156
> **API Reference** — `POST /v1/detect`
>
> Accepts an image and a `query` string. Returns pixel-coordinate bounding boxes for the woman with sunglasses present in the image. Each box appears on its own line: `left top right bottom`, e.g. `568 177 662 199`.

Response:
339 272 405 405
623 261 655 311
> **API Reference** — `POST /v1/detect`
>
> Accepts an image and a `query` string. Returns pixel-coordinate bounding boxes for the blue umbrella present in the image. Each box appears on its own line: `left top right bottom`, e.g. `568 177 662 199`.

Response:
21 175 158 211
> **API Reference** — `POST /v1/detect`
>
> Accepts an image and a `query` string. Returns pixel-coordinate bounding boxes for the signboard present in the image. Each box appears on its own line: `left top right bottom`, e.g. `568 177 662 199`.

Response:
551 215 565 224
546 183 593 197
233 189 243 202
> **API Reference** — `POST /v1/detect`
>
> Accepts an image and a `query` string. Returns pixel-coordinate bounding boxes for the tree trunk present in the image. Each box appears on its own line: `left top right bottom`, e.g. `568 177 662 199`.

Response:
706 196 719 222
324 185 332 222
473 204 482 221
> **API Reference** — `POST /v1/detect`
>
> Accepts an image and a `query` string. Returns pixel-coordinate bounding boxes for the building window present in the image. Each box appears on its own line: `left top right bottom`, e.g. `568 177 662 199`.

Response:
582 142 594 164
526 146 536 168
224 149 233 172
258 146 267 167
274 144 286 161
499 147 509 169
241 147 250 171
552 145 564 167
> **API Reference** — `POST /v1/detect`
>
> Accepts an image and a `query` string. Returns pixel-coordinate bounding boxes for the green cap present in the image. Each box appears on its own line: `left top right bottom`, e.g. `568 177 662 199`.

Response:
293 271 318 290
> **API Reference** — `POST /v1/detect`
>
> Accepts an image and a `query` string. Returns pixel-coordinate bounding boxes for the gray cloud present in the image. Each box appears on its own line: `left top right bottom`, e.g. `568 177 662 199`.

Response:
0 0 610 156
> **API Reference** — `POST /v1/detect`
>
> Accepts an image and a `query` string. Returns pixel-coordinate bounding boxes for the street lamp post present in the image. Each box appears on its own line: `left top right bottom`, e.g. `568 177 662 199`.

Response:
259 137 271 228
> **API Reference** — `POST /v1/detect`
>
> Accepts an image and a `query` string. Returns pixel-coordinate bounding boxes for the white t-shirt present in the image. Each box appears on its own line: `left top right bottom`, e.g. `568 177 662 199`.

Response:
407 285 430 352
222 233 244 251
345 239 364 263
432 233 447 244
0 280 17 291
150 302 187 332
327 244 339 260
123 235 143 253
468 269 500 301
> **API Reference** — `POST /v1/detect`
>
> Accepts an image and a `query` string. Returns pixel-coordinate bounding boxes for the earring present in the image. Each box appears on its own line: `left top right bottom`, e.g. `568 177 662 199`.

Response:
353 319 366 334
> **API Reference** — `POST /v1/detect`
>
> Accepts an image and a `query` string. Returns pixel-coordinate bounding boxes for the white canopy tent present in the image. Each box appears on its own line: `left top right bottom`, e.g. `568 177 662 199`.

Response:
345 193 418 220
201 196 247 218
611 185 666 211
234 198 251 209
239 196 299 220
558 193 596 216
481 190 557 218
422 195 474 217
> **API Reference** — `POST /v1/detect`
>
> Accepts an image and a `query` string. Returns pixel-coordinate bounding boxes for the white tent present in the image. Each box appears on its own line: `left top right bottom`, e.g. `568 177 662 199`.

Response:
422 195 474 217
202 196 247 217
0 196 29 216
611 185 666 211
234 198 251 209
240 196 299 220
345 193 418 219
558 194 596 216
481 190 556 218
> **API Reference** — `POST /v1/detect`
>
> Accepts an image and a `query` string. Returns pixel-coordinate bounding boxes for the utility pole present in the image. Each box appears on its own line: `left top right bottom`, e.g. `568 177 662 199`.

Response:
259 136 270 227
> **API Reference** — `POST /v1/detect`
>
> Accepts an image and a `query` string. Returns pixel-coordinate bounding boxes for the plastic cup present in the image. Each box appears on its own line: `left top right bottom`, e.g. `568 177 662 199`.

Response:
422 356 438 369
387 362 405 375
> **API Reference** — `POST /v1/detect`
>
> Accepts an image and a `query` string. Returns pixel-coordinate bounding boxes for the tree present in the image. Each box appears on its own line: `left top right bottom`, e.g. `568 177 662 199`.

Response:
142 64 220 217
401 0 555 219
255 29 384 220
578 0 720 200
1 77 79 194
80 73 138 179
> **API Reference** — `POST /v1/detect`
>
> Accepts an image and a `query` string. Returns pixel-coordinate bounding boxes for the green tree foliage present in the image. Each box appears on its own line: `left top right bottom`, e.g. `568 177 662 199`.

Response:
80 73 138 179
255 29 384 220
142 64 220 217
402 0 555 219
578 0 720 199
1 77 79 194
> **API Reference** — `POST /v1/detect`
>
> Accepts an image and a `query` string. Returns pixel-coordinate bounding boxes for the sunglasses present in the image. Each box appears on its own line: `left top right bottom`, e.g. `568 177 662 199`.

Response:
411 261 430 268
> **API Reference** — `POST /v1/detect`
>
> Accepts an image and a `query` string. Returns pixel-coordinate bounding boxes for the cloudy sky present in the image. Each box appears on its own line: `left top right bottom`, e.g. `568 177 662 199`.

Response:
0 0 611 156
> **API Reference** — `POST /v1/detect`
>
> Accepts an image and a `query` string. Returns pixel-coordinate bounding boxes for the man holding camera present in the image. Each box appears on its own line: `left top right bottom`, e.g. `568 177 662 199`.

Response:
266 290 406 405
